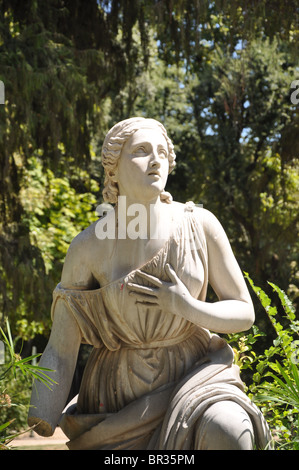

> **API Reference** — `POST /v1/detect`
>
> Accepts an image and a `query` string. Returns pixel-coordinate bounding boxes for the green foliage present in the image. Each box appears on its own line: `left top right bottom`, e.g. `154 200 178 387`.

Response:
227 274 299 449
0 319 56 449
0 0 298 396
0 0 297 449
187 37 299 297
0 154 100 341
0 0 121 336
20 155 99 271
117 26 299 308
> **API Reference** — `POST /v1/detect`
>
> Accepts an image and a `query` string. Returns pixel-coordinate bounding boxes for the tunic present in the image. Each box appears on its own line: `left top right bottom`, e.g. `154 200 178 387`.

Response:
51 203 272 450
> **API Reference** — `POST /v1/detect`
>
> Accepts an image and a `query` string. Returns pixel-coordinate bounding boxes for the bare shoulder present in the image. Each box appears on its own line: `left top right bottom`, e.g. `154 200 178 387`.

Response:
171 201 223 237
61 221 100 289
169 200 185 211
193 206 226 240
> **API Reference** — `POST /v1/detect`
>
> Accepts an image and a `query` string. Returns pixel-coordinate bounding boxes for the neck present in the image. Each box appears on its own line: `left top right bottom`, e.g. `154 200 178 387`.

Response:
116 194 167 240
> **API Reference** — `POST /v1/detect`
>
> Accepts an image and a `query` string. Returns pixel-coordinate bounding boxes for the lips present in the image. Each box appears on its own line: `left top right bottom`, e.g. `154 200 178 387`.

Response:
148 170 161 177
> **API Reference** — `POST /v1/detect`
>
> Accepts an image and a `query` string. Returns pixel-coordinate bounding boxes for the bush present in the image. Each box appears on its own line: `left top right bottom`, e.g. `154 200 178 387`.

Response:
0 320 55 449
1 275 298 450
227 274 299 450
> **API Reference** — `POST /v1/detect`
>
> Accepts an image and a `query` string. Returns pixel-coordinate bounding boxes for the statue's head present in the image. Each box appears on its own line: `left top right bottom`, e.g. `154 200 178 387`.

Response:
101 117 176 204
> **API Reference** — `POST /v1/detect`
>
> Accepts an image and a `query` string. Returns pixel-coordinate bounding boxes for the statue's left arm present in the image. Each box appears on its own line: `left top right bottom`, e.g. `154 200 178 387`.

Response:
187 208 255 333
128 208 255 334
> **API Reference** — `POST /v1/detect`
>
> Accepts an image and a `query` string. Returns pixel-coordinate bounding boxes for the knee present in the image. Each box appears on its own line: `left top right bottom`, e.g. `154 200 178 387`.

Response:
197 400 255 450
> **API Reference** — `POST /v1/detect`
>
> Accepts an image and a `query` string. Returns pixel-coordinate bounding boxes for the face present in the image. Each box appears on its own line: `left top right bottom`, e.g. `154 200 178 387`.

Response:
115 128 170 202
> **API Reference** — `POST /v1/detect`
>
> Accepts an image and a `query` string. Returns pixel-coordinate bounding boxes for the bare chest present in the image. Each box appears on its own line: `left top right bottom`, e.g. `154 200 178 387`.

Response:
91 237 167 286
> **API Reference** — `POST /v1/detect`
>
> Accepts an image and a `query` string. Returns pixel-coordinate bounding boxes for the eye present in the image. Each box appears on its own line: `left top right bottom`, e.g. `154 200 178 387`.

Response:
158 148 168 158
134 146 147 154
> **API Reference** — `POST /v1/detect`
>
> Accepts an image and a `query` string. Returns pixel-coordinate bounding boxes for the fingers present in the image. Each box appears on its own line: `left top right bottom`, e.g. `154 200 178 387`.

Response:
127 278 159 306
127 282 157 296
134 270 163 287
135 264 177 285
128 288 159 305
129 292 159 305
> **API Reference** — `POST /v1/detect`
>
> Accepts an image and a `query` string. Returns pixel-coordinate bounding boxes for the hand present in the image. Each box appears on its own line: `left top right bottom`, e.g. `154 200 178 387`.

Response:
127 263 192 316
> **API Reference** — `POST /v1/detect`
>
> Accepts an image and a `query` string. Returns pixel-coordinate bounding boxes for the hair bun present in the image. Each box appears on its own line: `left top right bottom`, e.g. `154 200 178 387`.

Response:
160 191 173 204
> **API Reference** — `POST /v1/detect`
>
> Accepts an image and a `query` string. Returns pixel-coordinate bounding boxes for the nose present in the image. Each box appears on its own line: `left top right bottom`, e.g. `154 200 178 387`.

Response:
149 148 161 167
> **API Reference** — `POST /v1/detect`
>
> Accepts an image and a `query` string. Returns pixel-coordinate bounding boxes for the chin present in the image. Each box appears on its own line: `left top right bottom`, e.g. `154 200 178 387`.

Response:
143 185 164 201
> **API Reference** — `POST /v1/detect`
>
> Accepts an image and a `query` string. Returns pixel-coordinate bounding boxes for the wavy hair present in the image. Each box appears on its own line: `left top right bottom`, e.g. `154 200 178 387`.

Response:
101 117 176 204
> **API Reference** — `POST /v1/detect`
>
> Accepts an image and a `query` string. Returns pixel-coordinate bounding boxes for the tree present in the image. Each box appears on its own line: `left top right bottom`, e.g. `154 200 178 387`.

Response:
113 29 299 313
0 1 298 341
0 1 141 334
186 38 299 295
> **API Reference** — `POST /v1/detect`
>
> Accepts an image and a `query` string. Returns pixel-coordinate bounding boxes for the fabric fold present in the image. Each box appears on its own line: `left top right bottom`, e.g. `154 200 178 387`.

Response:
51 204 271 450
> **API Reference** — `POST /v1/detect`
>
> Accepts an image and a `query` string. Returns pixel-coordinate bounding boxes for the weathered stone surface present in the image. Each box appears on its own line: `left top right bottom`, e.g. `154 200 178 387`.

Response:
28 118 272 450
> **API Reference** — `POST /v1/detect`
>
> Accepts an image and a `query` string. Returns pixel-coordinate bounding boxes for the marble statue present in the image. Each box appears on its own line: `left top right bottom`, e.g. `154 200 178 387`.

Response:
28 117 272 450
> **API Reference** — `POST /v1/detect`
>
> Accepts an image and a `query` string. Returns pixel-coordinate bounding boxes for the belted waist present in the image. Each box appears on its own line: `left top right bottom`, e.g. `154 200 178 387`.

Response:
118 327 208 351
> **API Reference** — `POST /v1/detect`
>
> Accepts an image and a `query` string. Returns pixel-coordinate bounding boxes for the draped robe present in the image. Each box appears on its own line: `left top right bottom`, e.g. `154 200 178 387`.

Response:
51 203 272 450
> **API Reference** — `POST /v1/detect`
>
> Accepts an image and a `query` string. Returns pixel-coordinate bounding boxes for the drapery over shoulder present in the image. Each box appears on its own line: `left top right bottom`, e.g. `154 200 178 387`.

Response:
50 203 272 450
51 284 119 350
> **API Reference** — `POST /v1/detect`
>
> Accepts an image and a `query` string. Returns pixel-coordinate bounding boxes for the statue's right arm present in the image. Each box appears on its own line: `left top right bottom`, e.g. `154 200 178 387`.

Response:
28 232 95 436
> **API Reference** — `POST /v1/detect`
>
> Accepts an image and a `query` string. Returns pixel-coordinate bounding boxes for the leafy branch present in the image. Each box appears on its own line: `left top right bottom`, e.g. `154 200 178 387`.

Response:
243 274 299 449
0 319 57 448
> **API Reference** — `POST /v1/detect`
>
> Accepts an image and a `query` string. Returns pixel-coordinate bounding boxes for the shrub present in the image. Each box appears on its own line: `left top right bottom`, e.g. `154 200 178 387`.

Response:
0 320 55 449
227 274 299 450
